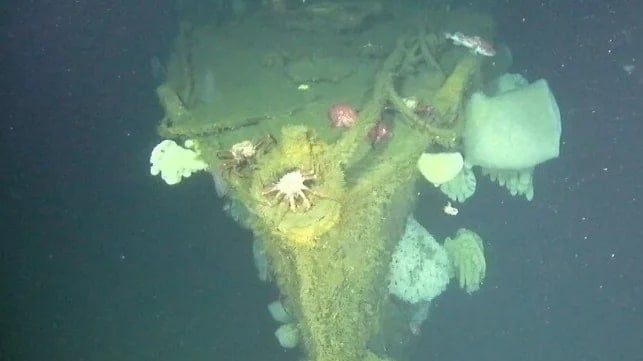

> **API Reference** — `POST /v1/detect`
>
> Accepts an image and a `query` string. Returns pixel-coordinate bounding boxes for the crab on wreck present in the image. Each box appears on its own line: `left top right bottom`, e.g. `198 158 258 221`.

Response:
262 168 322 212
217 135 275 176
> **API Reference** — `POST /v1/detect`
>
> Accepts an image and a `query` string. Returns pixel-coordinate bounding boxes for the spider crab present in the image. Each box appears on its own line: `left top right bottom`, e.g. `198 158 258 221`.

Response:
262 168 322 212
217 135 274 176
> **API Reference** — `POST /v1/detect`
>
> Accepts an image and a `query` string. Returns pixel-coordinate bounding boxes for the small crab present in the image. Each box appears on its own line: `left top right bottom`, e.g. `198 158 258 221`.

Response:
262 168 321 212
414 102 441 121
217 136 274 176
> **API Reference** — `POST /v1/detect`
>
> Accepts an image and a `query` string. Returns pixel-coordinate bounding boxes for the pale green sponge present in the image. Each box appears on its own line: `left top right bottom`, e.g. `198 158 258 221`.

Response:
463 78 561 170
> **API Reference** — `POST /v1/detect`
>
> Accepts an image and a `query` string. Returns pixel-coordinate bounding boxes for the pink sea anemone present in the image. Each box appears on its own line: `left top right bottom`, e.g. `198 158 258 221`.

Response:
328 103 358 128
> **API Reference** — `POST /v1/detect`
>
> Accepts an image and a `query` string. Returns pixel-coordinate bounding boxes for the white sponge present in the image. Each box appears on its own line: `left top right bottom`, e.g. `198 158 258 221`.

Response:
268 300 292 324
388 216 451 304
274 323 299 349
464 79 561 170
150 139 208 185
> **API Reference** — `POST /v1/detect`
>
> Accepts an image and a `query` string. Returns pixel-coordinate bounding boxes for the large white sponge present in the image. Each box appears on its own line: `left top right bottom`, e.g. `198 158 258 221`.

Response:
388 216 451 304
463 79 561 170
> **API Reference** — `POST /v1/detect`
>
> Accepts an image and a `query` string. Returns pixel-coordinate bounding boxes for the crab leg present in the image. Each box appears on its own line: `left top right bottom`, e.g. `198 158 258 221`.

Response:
297 191 312 210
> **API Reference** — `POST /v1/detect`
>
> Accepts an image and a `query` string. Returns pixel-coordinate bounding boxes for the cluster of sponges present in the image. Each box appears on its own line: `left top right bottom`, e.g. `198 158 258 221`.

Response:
267 300 300 349
387 216 487 334
388 216 487 303
416 74 561 202
417 152 476 203
463 75 561 200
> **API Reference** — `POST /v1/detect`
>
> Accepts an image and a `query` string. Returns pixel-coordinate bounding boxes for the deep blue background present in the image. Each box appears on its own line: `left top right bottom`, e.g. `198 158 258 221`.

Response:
2 1 641 360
